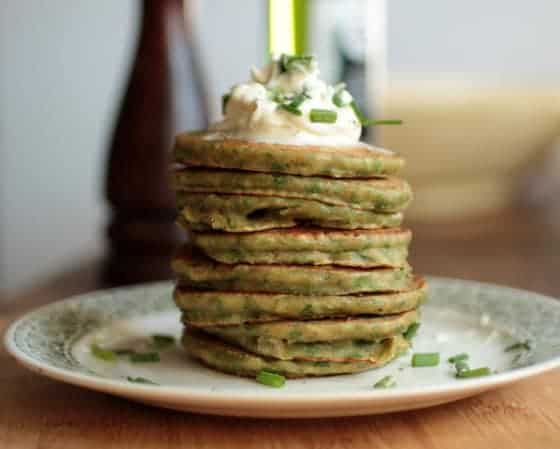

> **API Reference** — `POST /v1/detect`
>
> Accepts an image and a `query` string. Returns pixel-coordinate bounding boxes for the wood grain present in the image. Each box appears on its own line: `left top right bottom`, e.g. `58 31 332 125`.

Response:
2 206 560 448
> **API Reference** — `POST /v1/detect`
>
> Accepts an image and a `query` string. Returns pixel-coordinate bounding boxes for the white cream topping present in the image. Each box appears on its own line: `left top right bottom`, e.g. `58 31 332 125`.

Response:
210 55 363 146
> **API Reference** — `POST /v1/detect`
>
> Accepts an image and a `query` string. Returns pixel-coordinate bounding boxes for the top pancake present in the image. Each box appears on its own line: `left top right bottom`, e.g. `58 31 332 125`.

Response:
174 131 404 178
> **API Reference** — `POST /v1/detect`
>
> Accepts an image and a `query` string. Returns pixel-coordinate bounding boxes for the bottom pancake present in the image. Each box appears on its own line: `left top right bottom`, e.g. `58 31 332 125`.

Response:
182 329 409 378
207 332 412 362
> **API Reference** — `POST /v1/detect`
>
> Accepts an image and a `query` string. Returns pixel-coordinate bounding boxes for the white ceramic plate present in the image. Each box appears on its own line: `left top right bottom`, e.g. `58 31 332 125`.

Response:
4 277 560 418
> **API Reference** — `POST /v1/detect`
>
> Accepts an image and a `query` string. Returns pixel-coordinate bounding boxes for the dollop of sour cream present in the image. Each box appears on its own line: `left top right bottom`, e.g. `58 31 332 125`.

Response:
209 55 362 146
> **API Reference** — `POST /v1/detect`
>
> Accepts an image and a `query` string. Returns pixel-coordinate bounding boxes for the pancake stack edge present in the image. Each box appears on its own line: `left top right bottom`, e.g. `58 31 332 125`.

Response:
171 132 426 378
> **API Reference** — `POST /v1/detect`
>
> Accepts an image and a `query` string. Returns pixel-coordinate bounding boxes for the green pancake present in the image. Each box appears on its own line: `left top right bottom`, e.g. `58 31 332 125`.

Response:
191 228 411 267
176 193 403 232
174 277 426 326
172 247 413 295
171 168 412 213
198 309 419 343
174 131 404 179
208 333 409 362
182 329 409 378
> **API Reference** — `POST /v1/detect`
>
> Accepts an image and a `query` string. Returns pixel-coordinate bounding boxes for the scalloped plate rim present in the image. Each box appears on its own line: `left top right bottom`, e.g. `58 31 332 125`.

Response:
4 277 560 416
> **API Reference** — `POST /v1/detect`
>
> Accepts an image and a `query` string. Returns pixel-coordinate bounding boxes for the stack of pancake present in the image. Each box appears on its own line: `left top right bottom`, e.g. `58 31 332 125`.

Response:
171 132 426 378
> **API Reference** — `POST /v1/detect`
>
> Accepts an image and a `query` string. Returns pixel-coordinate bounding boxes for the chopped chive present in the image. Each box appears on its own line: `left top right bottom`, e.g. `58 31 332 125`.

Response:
454 360 470 374
91 344 117 362
279 103 303 116
152 334 175 349
350 100 368 125
332 90 350 107
412 352 440 367
404 322 420 341
280 54 314 73
310 109 337 123
127 376 158 385
114 349 136 356
373 375 396 389
363 119 403 126
448 353 469 364
129 352 160 363
289 93 308 108
222 93 231 115
350 100 402 126
278 92 308 116
268 87 284 103
505 340 531 352
256 370 286 388
456 367 491 379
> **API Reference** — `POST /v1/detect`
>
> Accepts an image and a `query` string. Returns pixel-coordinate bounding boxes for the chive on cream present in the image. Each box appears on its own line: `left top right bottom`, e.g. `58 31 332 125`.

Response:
310 109 337 123
332 88 351 108
280 54 314 73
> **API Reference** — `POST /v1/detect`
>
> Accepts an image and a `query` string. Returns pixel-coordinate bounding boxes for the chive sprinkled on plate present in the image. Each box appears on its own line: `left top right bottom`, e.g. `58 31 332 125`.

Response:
404 322 420 340
256 370 286 388
448 353 469 364
412 352 440 367
454 360 470 375
130 352 160 363
456 367 491 379
152 334 176 349
127 376 158 385
310 109 337 123
90 344 117 362
373 375 396 389
505 340 531 352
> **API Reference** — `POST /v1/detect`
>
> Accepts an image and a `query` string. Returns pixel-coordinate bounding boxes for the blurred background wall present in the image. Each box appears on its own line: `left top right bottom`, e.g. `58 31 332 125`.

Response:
1 0 559 293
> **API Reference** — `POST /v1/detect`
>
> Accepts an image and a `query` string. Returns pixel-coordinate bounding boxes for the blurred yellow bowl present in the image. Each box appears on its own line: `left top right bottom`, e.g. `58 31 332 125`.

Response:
378 79 560 220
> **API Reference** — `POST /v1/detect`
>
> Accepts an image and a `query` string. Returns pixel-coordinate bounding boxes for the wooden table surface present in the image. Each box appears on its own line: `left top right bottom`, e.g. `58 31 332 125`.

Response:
2 206 560 449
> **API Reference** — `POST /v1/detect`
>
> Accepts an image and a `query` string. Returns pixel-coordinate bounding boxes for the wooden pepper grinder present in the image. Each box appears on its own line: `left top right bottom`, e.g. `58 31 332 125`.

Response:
103 0 207 286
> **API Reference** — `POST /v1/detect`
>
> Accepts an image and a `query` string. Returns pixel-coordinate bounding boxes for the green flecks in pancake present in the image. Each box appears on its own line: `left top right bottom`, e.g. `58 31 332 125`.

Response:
172 246 414 295
191 228 411 267
173 131 404 179
182 329 410 378
174 278 426 326
196 310 419 343
176 193 403 232
171 168 412 213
